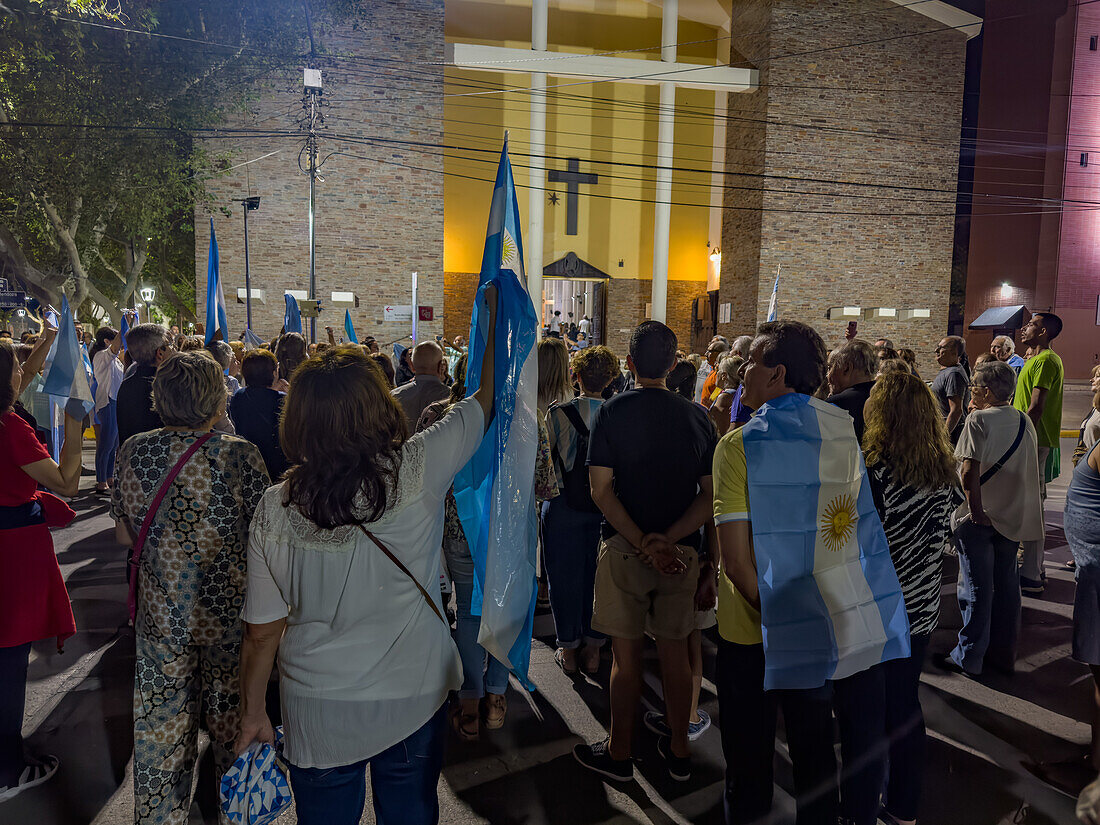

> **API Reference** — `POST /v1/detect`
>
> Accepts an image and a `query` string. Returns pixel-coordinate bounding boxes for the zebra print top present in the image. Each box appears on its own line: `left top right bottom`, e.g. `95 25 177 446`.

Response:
869 464 961 636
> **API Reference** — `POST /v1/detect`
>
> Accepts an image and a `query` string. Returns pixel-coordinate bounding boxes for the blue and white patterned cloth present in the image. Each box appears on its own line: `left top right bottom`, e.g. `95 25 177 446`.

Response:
220 727 291 825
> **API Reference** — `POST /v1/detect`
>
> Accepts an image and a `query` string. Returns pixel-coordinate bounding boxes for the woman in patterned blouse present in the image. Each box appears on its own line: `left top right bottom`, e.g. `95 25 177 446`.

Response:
111 351 270 825
863 371 960 825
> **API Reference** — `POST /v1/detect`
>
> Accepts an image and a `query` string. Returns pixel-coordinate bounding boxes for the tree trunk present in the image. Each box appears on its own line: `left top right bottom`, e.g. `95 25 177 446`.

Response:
0 223 65 307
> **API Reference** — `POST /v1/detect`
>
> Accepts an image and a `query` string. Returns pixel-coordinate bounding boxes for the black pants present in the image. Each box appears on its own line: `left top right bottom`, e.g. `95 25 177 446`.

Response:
881 633 930 821
833 662 888 825
716 638 838 825
0 642 31 787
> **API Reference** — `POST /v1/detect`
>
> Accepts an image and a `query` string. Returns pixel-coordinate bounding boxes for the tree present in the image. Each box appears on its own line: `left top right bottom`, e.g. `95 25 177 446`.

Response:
0 0 334 325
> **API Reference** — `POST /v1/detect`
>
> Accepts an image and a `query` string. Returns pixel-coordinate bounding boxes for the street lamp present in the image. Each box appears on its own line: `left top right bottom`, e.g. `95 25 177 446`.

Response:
242 196 261 330
140 286 156 323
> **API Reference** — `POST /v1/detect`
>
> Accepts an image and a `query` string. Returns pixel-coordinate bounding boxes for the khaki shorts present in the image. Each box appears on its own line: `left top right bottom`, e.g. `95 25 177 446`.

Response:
592 533 698 640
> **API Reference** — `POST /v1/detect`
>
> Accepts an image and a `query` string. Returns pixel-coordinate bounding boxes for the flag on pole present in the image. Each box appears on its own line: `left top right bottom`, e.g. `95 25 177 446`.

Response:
42 296 96 421
344 310 359 344
119 312 130 352
740 393 910 690
766 266 781 322
204 219 230 344
453 135 540 689
283 294 302 335
242 328 266 351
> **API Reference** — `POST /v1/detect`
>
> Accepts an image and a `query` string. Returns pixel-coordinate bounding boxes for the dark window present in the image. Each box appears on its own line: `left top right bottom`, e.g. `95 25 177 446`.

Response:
1083 153 1090 167
1091 35 1098 50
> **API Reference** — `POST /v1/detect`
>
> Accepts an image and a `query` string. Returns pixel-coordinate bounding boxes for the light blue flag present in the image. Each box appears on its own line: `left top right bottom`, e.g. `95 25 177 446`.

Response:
42 296 96 422
242 328 265 351
344 310 359 344
119 312 130 352
204 219 230 345
766 270 780 322
283 294 302 335
740 393 909 690
453 136 540 689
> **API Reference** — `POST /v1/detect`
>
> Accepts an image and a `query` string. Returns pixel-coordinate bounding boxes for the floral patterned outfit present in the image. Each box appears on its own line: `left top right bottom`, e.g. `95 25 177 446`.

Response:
112 430 270 825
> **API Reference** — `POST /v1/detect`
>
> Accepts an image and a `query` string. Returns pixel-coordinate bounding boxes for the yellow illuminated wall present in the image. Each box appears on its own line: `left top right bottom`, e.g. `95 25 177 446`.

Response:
444 1 719 283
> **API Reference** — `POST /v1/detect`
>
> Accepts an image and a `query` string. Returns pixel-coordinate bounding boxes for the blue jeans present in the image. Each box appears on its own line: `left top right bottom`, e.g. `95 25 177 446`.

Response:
541 497 605 649
287 705 448 825
444 538 509 699
951 520 1021 674
94 399 118 483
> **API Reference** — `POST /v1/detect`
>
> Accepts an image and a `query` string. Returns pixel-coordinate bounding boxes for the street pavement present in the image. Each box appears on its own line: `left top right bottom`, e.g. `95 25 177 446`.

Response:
0 434 1092 825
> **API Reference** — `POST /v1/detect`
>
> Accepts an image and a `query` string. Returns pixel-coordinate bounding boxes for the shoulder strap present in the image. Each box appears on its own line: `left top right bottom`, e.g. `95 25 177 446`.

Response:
128 432 215 623
559 401 589 437
358 524 447 624
979 411 1027 485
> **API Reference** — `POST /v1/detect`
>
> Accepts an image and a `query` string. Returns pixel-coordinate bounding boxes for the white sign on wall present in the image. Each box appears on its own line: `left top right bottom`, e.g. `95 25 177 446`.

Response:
718 303 732 324
384 304 413 323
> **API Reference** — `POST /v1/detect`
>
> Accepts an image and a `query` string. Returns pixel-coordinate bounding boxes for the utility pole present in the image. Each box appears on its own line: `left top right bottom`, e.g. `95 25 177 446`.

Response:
303 67 322 344
242 196 260 330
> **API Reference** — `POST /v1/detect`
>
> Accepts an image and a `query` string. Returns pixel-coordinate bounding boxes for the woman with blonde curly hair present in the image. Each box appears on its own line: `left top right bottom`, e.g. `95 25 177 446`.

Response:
863 371 960 825
544 345 620 674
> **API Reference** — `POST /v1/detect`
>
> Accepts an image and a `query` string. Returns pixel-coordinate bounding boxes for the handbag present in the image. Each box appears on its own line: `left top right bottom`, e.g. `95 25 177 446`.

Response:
127 433 215 624
357 524 448 624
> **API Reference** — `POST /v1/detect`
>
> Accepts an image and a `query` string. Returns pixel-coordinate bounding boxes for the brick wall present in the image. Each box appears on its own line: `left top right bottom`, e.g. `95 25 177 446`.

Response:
719 0 968 366
444 272 703 359
196 1 445 346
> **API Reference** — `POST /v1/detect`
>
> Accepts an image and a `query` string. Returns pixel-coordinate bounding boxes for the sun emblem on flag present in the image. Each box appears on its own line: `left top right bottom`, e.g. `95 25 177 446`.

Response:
820 494 857 552
501 230 518 270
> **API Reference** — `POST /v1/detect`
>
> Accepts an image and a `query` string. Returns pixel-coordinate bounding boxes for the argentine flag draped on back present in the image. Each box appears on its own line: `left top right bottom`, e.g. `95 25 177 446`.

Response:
453 136 540 689
741 393 909 690
204 219 230 345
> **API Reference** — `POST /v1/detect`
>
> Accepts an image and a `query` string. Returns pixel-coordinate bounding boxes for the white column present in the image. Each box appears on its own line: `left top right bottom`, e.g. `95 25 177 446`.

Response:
650 0 678 323
707 27 728 293
527 0 548 327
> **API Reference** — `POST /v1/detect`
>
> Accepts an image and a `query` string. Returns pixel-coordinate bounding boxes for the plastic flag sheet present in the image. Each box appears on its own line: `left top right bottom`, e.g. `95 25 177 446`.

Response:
220 728 292 825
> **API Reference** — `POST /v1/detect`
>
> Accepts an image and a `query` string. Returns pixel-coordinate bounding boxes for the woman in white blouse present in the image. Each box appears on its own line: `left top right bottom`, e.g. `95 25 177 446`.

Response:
234 290 496 825
91 325 124 493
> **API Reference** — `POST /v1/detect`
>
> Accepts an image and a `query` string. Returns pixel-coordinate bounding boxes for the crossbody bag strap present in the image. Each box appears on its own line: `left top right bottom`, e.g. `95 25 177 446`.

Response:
128 432 215 623
357 524 447 625
979 412 1028 485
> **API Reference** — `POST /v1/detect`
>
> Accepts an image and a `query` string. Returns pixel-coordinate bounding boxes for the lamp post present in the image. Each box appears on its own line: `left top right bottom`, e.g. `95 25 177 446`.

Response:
140 286 156 323
242 196 261 330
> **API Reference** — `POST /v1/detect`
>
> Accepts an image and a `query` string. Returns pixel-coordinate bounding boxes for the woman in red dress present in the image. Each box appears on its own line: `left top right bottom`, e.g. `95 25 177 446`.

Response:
0 338 83 804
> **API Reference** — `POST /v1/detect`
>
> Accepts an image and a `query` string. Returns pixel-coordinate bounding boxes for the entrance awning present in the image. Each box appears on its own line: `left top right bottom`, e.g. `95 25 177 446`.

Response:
968 305 1030 330
543 252 609 280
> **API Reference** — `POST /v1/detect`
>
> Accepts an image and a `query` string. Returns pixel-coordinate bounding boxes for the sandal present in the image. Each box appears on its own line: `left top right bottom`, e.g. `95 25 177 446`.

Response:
484 692 507 730
555 648 578 675
450 704 479 742
580 645 602 675
0 755 59 803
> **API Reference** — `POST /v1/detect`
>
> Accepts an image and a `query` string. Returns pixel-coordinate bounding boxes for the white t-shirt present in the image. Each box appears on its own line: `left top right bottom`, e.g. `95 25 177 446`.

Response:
578 317 591 335
954 405 1044 542
243 398 485 768
549 315 563 333
93 347 124 410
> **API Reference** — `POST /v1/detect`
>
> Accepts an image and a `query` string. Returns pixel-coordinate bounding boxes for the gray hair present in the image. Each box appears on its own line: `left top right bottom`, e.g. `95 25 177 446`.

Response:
716 355 744 386
830 340 879 378
972 360 1016 403
152 351 226 427
206 339 234 370
126 323 172 366
991 335 1015 355
731 335 754 358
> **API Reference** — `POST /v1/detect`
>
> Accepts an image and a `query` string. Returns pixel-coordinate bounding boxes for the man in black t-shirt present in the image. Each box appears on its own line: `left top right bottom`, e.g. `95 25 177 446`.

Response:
573 321 717 785
826 339 879 443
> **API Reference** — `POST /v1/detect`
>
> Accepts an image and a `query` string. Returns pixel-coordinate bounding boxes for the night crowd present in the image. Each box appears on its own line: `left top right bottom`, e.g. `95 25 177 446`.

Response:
2 304 1099 825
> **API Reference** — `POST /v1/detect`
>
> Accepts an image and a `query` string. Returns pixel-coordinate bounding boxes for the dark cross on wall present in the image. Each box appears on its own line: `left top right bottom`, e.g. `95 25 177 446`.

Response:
548 158 598 236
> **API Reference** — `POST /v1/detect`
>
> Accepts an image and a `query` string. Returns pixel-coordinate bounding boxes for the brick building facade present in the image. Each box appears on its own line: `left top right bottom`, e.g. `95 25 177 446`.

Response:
196 1 445 346
718 0 971 366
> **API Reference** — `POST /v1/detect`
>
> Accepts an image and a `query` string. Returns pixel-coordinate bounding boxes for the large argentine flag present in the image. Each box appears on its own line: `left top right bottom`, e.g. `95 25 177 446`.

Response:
204 219 230 345
453 137 540 689
42 296 95 421
741 393 909 690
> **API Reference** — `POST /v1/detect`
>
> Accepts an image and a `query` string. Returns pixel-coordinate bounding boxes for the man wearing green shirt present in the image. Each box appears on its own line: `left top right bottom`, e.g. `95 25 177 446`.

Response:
1012 312 1064 596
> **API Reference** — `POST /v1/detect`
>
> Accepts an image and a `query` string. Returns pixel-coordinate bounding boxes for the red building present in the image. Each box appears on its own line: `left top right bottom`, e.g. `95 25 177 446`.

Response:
965 0 1100 378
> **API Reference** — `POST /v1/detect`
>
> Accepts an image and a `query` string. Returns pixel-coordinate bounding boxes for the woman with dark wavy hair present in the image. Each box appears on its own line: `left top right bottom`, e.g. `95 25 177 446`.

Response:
235 291 497 825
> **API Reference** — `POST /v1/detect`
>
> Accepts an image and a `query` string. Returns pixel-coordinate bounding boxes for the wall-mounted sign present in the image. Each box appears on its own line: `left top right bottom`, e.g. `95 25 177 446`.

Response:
384 305 413 323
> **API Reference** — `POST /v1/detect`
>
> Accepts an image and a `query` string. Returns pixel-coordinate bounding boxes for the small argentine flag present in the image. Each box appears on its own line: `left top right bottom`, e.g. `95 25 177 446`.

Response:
283 294 303 335
204 219 230 345
453 135 540 689
741 393 910 690
42 296 96 421
344 310 358 344
766 267 780 322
